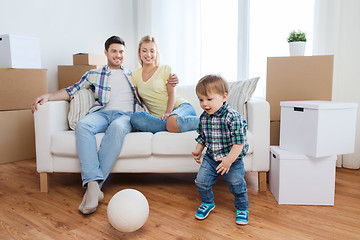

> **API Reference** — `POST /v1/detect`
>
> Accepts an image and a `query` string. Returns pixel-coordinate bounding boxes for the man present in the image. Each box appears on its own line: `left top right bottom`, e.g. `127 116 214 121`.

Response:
31 36 178 214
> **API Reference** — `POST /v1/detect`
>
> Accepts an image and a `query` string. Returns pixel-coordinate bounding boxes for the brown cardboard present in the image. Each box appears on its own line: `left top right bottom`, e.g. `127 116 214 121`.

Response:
0 109 35 164
73 53 106 66
0 68 48 111
270 120 280 146
58 65 102 89
266 55 334 121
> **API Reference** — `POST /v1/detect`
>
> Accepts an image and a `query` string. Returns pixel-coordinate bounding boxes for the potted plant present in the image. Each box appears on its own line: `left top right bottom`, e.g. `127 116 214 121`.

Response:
287 30 306 56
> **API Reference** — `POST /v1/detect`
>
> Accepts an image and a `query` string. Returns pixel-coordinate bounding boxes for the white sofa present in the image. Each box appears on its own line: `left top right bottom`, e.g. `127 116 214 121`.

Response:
34 84 270 192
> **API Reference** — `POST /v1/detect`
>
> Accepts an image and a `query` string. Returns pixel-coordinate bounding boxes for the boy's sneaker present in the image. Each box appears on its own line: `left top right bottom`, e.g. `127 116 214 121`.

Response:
236 209 249 225
195 202 215 220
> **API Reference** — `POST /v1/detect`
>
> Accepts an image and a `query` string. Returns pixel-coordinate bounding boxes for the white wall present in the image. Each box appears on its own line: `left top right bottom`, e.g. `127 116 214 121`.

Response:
314 0 360 168
0 0 137 92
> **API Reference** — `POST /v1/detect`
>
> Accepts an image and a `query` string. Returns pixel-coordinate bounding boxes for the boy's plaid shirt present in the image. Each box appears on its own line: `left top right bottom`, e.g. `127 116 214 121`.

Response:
195 102 249 161
65 65 144 114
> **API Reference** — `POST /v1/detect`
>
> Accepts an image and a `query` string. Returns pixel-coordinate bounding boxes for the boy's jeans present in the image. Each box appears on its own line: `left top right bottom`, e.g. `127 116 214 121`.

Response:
130 103 199 133
195 153 249 210
75 109 132 188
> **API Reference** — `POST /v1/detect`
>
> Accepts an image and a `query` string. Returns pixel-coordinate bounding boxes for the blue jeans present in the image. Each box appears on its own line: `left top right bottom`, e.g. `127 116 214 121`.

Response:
195 153 249 210
75 109 132 188
130 103 199 133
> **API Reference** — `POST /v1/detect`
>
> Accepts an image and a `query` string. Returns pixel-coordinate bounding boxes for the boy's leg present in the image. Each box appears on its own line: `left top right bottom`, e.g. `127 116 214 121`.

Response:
223 160 249 224
194 154 218 219
130 111 166 133
223 160 249 211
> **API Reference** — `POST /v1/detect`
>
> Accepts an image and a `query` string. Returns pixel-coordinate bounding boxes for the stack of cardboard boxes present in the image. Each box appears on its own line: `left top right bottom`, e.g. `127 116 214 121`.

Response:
269 100 357 205
266 55 358 205
58 53 106 89
0 34 47 164
266 55 334 145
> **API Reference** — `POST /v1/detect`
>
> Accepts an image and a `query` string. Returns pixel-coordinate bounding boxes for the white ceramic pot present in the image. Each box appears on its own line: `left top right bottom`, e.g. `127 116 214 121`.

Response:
289 42 306 56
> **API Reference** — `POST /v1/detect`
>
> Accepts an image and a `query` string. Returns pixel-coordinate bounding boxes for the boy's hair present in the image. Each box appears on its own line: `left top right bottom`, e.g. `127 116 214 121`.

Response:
196 74 229 96
138 35 160 67
105 36 125 51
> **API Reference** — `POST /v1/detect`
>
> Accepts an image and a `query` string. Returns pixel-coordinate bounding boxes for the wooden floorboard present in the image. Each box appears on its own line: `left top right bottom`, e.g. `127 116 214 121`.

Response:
0 159 359 239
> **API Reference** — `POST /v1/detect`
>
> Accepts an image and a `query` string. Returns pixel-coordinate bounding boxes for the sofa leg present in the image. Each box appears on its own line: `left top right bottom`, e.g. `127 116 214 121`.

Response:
40 172 49 193
258 171 267 192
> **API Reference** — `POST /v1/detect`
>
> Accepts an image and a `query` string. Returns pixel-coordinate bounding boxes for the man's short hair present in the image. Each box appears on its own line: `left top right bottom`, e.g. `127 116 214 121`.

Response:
196 74 229 96
105 36 125 51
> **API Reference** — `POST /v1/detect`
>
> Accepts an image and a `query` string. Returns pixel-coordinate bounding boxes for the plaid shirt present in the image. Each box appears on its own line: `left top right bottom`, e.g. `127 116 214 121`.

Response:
65 65 143 114
195 102 249 161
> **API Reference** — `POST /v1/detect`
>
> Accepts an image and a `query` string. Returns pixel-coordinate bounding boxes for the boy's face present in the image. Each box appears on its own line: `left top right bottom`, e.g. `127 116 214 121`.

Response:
197 91 228 115
104 43 125 69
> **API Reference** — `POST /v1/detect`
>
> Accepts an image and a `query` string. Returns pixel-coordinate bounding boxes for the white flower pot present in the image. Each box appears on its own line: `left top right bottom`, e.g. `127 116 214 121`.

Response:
289 42 306 56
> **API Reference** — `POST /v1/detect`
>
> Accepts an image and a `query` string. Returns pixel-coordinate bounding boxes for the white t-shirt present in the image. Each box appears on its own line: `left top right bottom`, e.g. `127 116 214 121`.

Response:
103 69 133 112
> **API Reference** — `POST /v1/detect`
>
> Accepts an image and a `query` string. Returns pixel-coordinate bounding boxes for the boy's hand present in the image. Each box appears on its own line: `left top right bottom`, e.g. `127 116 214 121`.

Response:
192 150 202 164
216 156 233 175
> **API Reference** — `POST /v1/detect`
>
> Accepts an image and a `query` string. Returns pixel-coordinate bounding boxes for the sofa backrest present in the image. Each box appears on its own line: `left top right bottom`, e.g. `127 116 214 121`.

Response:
176 84 203 116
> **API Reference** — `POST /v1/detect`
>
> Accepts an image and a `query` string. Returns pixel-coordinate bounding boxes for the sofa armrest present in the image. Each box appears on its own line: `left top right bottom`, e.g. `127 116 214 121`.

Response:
246 97 270 172
34 101 69 172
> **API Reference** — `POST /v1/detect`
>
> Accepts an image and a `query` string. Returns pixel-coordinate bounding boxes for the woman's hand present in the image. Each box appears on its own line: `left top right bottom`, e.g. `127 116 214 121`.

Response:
161 113 170 120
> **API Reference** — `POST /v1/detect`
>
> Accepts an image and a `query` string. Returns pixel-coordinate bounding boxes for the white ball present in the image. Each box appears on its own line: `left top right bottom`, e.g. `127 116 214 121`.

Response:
107 189 149 232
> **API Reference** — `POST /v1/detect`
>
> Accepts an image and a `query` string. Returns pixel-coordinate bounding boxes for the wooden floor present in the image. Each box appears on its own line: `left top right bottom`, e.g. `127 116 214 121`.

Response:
0 159 359 240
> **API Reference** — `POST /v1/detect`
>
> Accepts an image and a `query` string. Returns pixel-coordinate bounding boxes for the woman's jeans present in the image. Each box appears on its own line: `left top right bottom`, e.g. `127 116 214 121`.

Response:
195 153 249 211
130 103 199 133
75 109 132 188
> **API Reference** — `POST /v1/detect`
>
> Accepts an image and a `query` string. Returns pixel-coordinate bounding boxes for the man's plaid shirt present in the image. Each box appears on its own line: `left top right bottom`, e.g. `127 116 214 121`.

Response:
195 102 249 161
65 65 143 114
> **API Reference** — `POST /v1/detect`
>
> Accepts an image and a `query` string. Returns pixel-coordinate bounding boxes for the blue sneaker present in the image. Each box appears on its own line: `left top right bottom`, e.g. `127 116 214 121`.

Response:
195 202 215 220
236 209 249 225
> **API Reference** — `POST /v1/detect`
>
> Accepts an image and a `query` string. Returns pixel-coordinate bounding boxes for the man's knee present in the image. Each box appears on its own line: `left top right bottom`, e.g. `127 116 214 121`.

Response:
166 115 180 132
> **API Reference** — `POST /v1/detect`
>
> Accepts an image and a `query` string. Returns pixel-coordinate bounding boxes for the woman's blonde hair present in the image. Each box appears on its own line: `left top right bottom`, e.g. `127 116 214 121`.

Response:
138 35 160 67
196 74 229 96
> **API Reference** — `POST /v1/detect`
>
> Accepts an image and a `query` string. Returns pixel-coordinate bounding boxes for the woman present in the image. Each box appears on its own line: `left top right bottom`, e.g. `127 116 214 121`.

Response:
130 35 199 133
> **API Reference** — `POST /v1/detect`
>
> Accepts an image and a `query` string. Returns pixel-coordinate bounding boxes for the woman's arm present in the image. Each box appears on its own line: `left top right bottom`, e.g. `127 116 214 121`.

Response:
162 83 176 120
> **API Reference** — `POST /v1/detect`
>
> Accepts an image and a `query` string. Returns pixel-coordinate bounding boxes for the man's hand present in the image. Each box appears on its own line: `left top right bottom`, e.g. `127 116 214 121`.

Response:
167 73 179 87
31 93 50 113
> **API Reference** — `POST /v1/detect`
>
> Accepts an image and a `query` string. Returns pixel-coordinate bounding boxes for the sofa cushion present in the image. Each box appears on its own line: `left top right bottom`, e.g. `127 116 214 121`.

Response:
152 130 253 155
152 131 198 155
51 131 153 158
228 77 260 119
68 87 95 130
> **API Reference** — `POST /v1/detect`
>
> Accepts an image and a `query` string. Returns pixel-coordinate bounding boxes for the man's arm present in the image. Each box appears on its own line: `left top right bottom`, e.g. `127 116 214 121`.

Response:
31 89 70 113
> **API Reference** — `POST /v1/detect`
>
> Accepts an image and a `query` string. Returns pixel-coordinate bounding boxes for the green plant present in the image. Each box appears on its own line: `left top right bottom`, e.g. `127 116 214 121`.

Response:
287 30 306 42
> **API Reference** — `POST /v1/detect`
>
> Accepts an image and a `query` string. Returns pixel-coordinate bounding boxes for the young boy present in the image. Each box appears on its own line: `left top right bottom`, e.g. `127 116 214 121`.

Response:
192 74 250 225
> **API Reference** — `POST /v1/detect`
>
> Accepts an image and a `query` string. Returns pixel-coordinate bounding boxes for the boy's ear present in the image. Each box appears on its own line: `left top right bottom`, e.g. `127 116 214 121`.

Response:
223 92 228 102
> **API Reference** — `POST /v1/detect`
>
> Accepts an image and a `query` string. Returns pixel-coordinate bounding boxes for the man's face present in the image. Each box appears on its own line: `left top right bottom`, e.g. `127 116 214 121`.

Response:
104 43 125 69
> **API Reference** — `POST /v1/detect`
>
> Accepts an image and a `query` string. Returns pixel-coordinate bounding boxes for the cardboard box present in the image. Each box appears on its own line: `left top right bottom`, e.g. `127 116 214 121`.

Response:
269 146 336 205
0 34 41 68
73 53 106 66
270 120 280 146
266 55 334 121
0 68 48 111
280 101 358 157
0 109 35 164
58 65 102 89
